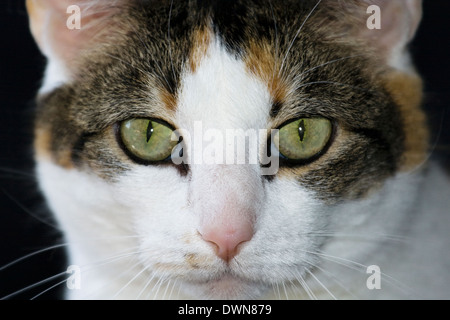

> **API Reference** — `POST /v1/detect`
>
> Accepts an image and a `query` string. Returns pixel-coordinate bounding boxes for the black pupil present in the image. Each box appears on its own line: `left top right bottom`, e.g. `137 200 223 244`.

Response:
298 120 305 142
146 121 153 143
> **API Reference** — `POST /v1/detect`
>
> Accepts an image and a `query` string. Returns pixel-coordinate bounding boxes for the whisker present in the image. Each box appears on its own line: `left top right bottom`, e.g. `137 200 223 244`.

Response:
0 243 68 272
30 278 68 300
268 0 280 83
281 281 289 300
305 268 337 300
304 259 357 299
293 54 364 81
167 278 179 300
111 260 148 299
80 247 156 299
1 271 68 300
136 270 159 300
294 270 316 300
176 276 183 298
275 282 281 299
294 80 375 93
151 274 168 300
161 279 172 300
167 0 177 83
306 231 410 243
278 0 323 78
303 249 418 298
0 235 141 272
0 167 35 178
1 188 60 230
2 239 153 299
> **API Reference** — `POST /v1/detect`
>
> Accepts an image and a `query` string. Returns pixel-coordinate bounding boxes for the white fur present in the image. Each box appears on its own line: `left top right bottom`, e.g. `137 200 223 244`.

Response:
39 58 71 94
36 36 450 300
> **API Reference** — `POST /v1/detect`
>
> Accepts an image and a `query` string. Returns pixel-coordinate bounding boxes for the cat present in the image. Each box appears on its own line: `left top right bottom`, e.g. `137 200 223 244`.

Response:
24 0 450 299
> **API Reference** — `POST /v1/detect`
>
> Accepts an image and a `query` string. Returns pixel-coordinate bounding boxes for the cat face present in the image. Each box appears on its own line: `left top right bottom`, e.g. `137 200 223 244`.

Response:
28 0 427 299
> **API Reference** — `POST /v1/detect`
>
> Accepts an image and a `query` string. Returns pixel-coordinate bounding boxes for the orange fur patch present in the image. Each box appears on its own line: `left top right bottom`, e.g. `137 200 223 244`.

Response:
188 27 212 73
244 40 288 106
185 253 201 269
159 88 178 112
34 127 52 160
34 127 74 169
383 71 428 171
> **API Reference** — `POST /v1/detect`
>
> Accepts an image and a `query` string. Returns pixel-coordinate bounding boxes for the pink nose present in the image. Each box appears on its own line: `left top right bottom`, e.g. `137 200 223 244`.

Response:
200 224 253 262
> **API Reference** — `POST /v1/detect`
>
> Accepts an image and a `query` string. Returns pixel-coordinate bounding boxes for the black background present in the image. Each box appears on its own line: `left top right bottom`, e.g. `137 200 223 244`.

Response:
0 1 449 300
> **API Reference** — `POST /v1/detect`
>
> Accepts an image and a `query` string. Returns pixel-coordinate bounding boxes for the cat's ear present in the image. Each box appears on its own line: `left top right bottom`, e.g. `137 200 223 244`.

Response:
324 0 422 67
361 0 422 60
26 0 124 69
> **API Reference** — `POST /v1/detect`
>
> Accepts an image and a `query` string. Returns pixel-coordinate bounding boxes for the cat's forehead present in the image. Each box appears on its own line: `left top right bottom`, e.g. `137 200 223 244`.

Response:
68 0 389 129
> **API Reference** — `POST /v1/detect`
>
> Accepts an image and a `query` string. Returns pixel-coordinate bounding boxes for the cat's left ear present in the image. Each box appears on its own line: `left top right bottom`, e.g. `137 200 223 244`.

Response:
324 0 422 67
26 0 124 71
362 0 422 61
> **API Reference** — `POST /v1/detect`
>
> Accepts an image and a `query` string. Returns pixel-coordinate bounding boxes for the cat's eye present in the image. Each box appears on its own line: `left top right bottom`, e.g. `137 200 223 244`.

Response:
119 118 178 162
274 118 333 161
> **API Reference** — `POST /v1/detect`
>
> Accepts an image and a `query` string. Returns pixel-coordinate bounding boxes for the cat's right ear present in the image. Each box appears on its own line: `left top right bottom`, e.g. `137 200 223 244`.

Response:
26 0 124 71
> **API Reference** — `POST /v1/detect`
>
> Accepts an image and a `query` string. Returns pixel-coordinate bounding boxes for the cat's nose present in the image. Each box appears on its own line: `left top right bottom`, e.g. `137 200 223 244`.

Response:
199 223 254 262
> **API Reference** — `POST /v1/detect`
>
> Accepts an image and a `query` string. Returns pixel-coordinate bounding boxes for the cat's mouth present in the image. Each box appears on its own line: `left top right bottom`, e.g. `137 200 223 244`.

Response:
184 271 269 299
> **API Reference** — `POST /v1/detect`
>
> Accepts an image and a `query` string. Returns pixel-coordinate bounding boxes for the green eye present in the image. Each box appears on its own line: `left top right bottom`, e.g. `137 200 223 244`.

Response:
120 118 178 162
274 118 332 161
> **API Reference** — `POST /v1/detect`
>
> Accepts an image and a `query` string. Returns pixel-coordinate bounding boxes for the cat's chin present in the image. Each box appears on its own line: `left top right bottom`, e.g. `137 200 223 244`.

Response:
183 273 268 300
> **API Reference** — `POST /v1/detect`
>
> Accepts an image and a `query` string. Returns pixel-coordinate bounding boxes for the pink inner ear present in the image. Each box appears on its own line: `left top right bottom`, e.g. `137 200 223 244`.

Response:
27 0 123 70
48 10 110 65
360 0 422 55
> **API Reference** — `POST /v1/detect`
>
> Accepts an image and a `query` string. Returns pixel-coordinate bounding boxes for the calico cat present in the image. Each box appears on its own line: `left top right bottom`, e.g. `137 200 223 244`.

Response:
25 0 450 299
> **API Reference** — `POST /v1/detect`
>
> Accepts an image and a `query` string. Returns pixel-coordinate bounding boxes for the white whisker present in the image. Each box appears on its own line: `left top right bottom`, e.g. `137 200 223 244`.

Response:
30 278 68 300
0 243 69 272
1 235 141 272
293 54 363 81
167 0 177 83
294 80 374 93
278 0 323 77
304 259 357 299
281 281 289 300
1 271 68 300
294 270 316 300
167 278 179 300
1 188 60 230
305 268 337 300
268 0 280 83
303 249 417 298
111 261 149 299
161 279 172 300
151 274 168 300
136 271 158 300
306 231 410 243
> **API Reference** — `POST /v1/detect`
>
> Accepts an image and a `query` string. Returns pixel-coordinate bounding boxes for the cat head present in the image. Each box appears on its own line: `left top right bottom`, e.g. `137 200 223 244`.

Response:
28 0 427 299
